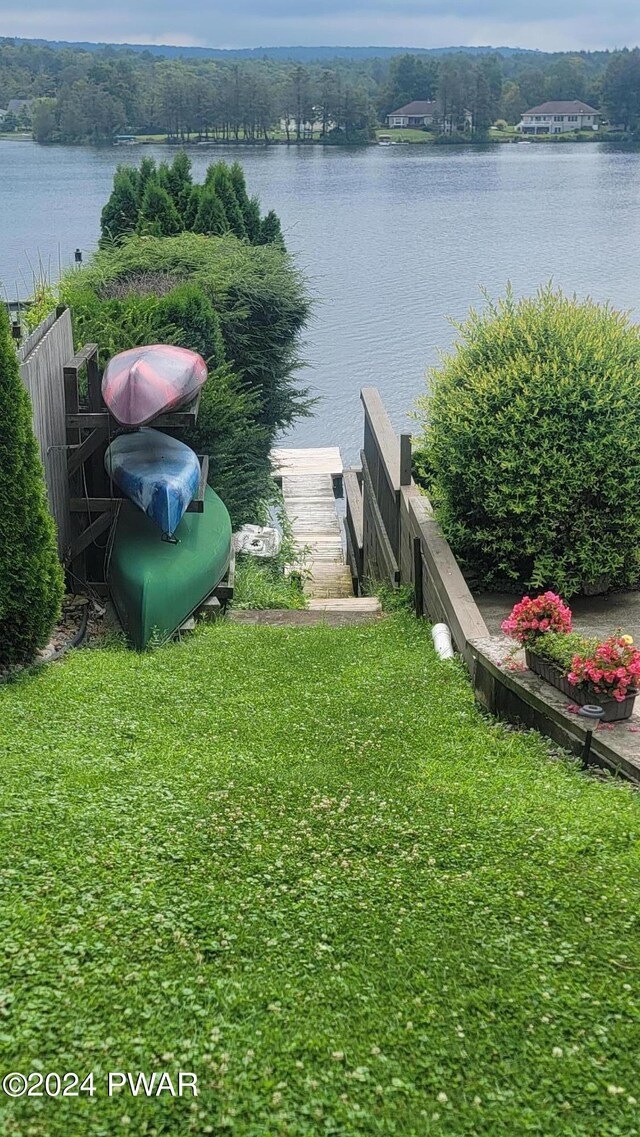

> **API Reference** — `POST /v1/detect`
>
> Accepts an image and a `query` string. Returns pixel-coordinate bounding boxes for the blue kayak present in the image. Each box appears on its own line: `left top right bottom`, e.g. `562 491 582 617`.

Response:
105 428 201 538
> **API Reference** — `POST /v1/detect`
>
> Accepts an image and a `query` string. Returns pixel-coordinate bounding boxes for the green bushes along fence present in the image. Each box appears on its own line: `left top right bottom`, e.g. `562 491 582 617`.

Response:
61 228 311 527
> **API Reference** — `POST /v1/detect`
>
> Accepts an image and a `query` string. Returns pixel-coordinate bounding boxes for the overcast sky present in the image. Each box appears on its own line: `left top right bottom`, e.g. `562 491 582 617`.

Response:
1 0 638 53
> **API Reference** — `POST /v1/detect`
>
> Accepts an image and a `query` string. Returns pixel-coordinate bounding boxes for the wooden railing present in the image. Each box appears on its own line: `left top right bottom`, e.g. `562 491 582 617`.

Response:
343 467 363 592
357 387 489 670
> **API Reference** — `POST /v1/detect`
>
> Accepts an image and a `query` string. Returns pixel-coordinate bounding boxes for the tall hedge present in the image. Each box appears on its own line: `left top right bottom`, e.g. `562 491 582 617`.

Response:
0 310 64 665
100 154 285 249
413 286 640 597
61 233 311 526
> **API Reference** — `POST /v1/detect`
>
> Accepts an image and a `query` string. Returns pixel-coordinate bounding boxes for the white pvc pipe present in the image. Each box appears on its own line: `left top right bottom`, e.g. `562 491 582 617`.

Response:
432 623 455 660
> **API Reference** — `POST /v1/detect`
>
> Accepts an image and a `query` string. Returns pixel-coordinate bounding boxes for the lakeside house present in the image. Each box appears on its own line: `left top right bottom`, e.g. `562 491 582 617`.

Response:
386 100 474 134
386 100 438 128
517 100 600 135
279 115 330 137
7 98 33 117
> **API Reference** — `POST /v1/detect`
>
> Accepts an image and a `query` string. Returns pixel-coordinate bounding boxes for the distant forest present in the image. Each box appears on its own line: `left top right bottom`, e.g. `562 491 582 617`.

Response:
1 37 640 144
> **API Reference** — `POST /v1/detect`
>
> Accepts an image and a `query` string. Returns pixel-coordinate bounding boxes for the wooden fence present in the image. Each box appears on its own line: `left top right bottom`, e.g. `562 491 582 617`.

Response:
18 308 74 557
345 387 489 671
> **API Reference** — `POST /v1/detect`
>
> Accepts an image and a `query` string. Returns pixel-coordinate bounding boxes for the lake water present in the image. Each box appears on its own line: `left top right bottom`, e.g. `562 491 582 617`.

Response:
1 139 640 464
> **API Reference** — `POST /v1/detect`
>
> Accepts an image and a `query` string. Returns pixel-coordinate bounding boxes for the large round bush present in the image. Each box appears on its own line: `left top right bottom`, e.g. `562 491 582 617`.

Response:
414 286 640 596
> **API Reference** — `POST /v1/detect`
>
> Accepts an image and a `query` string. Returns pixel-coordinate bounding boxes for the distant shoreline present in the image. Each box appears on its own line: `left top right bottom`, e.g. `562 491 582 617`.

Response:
0 132 634 150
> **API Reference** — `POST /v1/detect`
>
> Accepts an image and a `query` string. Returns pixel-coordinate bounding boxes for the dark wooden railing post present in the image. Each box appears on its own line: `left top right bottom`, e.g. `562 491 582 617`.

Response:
400 433 412 487
413 536 424 618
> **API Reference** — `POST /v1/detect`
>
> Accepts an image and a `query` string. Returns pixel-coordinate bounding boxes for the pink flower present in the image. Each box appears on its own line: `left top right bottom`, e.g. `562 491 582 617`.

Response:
501 593 572 646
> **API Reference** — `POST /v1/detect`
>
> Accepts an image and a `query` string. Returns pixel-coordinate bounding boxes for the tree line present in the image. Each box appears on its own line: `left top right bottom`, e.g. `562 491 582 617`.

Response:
2 38 640 143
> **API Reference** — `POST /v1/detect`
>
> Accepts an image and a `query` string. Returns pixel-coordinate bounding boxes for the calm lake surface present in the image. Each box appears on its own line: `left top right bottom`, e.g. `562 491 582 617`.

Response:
1 140 639 462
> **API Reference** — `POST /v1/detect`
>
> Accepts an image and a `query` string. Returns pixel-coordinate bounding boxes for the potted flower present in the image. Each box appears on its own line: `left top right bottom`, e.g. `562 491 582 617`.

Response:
500 592 572 647
502 594 640 722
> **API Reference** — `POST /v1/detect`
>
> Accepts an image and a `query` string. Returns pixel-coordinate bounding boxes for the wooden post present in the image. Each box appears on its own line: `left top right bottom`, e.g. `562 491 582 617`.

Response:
400 433 412 487
413 536 423 619
64 355 83 587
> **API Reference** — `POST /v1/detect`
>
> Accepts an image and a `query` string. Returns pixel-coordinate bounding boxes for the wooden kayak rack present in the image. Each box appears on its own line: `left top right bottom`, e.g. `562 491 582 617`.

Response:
64 342 232 608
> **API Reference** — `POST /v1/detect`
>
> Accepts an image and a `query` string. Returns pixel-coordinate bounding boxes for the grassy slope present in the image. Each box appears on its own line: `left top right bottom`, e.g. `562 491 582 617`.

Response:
0 617 639 1136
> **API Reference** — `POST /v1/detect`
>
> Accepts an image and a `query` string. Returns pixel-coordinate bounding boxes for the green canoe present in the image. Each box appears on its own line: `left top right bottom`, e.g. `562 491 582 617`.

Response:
108 485 232 650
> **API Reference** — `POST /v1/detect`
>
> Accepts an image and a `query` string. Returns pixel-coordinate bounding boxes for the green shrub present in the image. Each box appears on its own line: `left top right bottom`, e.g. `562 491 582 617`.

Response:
62 232 312 432
414 285 640 596
0 309 64 665
157 284 225 366
100 155 284 248
100 165 139 243
192 189 228 236
60 233 311 527
137 182 182 237
23 283 58 332
205 163 247 239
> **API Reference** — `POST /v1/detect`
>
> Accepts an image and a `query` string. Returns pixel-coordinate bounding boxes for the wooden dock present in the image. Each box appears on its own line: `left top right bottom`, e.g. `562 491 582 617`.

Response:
271 447 356 600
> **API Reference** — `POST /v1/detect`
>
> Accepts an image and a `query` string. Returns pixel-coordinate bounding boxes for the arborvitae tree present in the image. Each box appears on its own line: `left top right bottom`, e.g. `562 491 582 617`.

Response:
100 157 285 246
229 161 259 238
192 189 228 236
137 182 182 237
167 151 193 215
0 309 64 666
155 161 173 193
100 166 140 243
259 209 285 247
244 195 263 244
136 156 157 204
182 184 203 231
206 163 247 239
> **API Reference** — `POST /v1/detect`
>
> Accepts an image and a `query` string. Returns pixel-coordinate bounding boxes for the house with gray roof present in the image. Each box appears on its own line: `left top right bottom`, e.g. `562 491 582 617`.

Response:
517 101 600 135
386 101 438 128
7 98 33 120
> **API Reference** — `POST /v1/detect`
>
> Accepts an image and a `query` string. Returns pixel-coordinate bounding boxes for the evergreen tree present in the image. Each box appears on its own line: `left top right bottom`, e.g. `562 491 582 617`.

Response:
259 210 285 247
136 156 157 204
100 166 139 242
192 189 229 236
244 196 263 244
137 181 182 237
182 184 203 231
167 150 193 214
0 309 64 666
205 163 247 238
229 161 259 237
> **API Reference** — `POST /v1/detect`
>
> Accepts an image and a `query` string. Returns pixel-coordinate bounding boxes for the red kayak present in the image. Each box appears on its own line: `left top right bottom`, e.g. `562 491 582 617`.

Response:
102 345 208 427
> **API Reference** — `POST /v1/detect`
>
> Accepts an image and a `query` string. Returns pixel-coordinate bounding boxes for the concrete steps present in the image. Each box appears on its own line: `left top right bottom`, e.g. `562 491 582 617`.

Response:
229 597 382 627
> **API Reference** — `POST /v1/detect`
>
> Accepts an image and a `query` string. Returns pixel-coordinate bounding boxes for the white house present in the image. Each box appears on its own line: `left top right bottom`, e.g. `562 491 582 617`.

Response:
279 116 328 137
517 101 600 135
387 101 438 129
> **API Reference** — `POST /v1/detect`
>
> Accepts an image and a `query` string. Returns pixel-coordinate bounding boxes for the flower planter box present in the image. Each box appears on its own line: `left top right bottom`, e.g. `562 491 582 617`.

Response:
525 649 637 723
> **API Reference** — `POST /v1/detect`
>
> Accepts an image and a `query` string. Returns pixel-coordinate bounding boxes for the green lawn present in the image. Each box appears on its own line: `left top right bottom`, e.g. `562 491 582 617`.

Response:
375 128 436 144
1 617 639 1135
